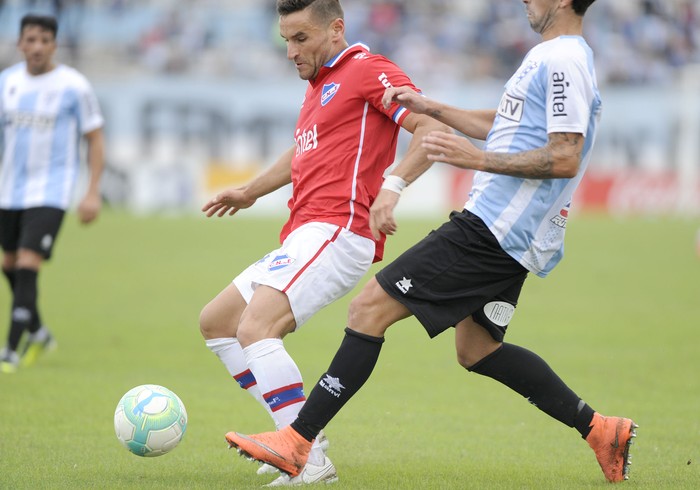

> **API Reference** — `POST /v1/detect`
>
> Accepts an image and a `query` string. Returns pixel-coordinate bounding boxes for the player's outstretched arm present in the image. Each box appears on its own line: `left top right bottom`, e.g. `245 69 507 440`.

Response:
382 86 496 140
202 145 294 218
422 131 584 179
369 112 451 240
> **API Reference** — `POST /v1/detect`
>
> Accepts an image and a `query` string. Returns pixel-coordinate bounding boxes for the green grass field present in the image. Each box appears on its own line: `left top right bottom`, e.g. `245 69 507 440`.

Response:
1 210 698 489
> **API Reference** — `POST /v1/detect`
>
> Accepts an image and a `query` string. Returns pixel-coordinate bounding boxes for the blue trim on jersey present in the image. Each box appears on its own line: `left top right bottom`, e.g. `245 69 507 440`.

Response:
392 106 407 123
325 42 370 68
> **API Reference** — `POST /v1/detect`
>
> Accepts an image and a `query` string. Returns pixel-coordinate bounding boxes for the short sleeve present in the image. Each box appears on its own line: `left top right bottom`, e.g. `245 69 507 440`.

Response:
545 52 595 135
75 76 104 134
360 56 420 126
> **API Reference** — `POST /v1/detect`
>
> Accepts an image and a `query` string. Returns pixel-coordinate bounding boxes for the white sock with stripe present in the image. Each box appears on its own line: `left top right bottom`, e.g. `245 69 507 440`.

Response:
205 337 273 420
243 338 325 466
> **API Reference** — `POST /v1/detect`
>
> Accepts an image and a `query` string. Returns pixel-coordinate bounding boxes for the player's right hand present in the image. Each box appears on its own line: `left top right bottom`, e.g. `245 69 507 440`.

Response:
370 189 401 240
202 188 256 217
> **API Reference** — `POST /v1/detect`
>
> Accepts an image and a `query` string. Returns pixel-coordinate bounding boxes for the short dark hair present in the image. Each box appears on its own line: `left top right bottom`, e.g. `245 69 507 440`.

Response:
20 14 58 37
276 0 344 24
572 0 596 16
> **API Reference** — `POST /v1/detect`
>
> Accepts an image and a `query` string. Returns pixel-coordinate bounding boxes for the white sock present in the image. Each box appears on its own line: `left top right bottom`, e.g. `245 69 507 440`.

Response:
205 337 273 420
30 325 49 342
243 339 326 466
241 338 306 420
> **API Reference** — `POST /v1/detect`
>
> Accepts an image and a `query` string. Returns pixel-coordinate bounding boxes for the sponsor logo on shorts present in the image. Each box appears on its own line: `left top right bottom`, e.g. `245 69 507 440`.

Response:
395 277 412 294
41 234 53 251
321 82 341 106
268 254 295 271
12 306 31 323
319 374 345 398
482 301 515 327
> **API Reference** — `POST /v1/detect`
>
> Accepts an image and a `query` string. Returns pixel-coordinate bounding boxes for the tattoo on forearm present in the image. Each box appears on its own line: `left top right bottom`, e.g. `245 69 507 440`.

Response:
483 133 582 178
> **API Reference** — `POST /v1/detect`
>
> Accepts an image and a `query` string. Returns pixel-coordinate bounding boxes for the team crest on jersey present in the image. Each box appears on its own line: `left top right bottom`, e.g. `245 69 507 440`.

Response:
550 202 571 228
268 254 295 271
321 83 340 106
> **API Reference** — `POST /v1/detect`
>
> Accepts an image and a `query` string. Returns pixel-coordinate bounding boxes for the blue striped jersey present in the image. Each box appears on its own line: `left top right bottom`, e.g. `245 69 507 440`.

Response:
0 62 103 210
465 36 602 278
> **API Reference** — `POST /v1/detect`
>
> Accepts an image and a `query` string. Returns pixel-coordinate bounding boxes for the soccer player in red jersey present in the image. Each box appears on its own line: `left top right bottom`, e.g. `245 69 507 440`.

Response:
199 0 449 484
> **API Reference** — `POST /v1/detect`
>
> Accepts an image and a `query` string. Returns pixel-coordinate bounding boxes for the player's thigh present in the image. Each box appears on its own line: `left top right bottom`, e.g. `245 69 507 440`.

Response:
238 222 374 329
199 282 247 339
237 285 296 346
454 316 502 369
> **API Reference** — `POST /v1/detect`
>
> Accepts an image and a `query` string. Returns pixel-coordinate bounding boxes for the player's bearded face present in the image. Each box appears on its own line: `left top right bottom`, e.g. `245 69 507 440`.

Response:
18 26 56 75
524 0 559 35
280 11 339 81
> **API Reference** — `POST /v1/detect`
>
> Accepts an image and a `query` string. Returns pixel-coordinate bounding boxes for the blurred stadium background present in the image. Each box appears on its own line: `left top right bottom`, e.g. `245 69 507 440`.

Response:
0 0 699 218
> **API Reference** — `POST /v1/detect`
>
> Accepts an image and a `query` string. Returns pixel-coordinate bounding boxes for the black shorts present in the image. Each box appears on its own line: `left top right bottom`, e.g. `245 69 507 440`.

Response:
376 209 528 342
0 207 66 260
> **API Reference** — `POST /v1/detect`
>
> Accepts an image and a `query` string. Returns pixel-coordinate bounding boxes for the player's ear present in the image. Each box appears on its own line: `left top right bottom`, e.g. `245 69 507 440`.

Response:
330 17 344 40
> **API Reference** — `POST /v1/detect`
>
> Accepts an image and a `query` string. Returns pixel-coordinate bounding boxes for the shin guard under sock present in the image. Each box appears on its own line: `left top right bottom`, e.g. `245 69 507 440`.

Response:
292 328 384 441
470 343 594 435
8 268 40 350
2 267 15 292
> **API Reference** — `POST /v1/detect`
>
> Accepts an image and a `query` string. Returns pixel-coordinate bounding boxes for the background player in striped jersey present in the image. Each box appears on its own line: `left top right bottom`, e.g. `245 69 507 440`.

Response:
199 0 449 485
226 0 638 483
0 14 105 374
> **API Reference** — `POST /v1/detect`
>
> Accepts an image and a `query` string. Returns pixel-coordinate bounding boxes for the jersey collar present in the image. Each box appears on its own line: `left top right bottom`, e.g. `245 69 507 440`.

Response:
310 42 370 86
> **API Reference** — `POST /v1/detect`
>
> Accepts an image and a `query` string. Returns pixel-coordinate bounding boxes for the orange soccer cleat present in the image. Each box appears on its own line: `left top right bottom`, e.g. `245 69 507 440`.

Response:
586 412 638 482
226 426 313 477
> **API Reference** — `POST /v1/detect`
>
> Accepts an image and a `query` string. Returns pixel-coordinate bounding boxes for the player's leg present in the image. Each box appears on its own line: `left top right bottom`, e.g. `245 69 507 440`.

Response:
460 313 636 482
200 281 275 421
232 223 374 483
0 209 21 373
292 277 411 439
15 208 64 366
227 277 410 477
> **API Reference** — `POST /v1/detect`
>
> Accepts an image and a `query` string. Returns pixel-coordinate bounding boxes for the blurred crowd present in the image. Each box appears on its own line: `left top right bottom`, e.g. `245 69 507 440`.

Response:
0 0 699 86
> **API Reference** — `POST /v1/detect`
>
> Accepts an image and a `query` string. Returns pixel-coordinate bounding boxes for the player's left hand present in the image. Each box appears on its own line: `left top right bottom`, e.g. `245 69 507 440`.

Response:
370 189 401 240
422 131 484 170
77 192 102 224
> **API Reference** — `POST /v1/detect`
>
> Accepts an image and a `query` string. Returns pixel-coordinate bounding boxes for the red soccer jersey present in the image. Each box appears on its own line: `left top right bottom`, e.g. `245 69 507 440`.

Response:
279 43 419 262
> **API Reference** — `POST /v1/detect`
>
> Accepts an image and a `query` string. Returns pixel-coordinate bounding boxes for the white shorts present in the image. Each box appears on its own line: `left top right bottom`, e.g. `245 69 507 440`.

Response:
233 222 375 329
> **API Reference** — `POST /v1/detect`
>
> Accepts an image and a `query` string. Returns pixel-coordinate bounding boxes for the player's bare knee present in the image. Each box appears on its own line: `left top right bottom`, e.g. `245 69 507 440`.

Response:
198 304 217 339
456 340 502 370
199 302 235 340
455 316 503 370
2 252 17 270
347 280 397 337
347 284 379 326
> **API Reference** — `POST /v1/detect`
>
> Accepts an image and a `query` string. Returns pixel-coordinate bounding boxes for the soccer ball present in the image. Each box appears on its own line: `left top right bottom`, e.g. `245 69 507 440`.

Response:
114 384 188 457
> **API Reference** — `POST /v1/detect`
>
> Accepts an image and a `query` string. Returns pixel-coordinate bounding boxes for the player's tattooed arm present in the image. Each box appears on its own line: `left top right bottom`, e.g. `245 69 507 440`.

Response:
423 130 583 179
483 132 583 178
